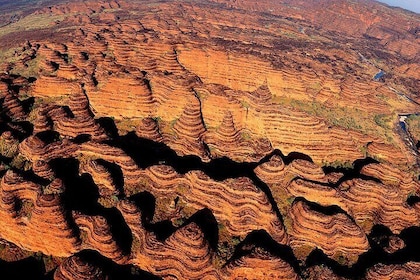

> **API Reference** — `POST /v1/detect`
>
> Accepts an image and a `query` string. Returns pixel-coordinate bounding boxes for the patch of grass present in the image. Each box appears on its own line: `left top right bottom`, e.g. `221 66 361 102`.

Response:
293 244 313 261
374 114 392 130
76 153 100 167
289 99 364 131
79 230 88 243
17 199 34 219
309 82 322 92
172 217 186 227
10 55 42 78
169 118 178 129
270 184 294 218
177 201 196 218
125 178 152 197
215 235 242 266
0 14 66 38
333 251 358 266
0 137 19 158
131 235 141 253
406 115 420 143
282 31 298 38
115 118 141 135
10 154 31 170
194 88 209 100
153 195 176 222
240 131 251 141
98 195 119 208
26 96 69 123
358 218 374 233
322 159 353 169
240 100 250 109
159 119 177 137
272 95 395 144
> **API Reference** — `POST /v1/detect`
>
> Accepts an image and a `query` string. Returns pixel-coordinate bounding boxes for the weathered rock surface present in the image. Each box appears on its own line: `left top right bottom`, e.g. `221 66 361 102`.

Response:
0 0 419 278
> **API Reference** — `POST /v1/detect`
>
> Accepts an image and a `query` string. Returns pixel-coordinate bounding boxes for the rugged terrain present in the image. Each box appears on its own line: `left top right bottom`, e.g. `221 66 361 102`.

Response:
0 0 419 279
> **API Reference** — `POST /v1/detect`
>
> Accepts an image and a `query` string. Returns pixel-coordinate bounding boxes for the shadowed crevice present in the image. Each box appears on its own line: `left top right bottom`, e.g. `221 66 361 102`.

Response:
49 157 133 255
0 257 46 280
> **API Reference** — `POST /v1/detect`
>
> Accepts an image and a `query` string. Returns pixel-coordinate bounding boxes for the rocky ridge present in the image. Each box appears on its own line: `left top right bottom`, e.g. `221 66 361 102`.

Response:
0 0 419 279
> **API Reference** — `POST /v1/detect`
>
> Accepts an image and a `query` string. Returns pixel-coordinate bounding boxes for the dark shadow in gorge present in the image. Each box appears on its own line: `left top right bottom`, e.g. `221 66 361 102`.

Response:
182 208 219 251
293 197 350 216
54 118 420 278
112 133 286 225
110 132 260 178
0 119 34 141
322 157 382 187
0 257 46 280
96 158 125 196
129 191 175 241
20 96 35 115
97 116 119 139
130 191 219 250
407 195 420 206
108 133 403 260
49 157 132 255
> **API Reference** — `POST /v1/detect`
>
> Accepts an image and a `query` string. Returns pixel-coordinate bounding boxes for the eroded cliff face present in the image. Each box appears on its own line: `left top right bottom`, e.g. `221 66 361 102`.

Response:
0 0 419 279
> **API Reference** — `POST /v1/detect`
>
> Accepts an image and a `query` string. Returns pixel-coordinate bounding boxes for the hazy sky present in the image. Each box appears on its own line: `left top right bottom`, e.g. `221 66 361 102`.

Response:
377 0 420 13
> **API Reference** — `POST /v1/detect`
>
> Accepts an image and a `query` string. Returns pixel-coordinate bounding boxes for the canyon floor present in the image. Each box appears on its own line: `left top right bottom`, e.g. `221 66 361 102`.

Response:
0 0 419 279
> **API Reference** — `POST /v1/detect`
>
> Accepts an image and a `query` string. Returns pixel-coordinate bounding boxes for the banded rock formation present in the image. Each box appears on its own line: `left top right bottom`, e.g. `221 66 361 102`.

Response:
73 212 128 264
54 255 106 280
117 200 219 279
0 0 419 278
288 200 369 263
223 248 300 280
0 170 80 256
365 262 420 280
139 164 288 245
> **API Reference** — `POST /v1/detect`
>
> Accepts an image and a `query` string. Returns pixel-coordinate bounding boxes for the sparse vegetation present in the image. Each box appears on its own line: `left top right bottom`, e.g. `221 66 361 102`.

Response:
159 118 177 137
358 218 374 233
293 244 313 261
271 95 396 145
359 145 368 157
406 114 420 144
374 114 392 130
240 131 251 141
10 55 42 78
98 195 119 208
0 136 19 158
17 199 34 219
215 234 242 268
240 100 250 109
75 153 100 167
131 235 141 253
322 159 353 169
115 118 141 135
0 14 66 37
0 0 417 278
10 154 31 170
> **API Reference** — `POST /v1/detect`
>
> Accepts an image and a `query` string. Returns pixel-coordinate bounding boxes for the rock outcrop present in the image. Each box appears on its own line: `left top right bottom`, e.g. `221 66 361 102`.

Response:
0 0 419 278
0 170 80 256
288 200 369 263
223 248 300 280
365 262 420 280
54 255 106 280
